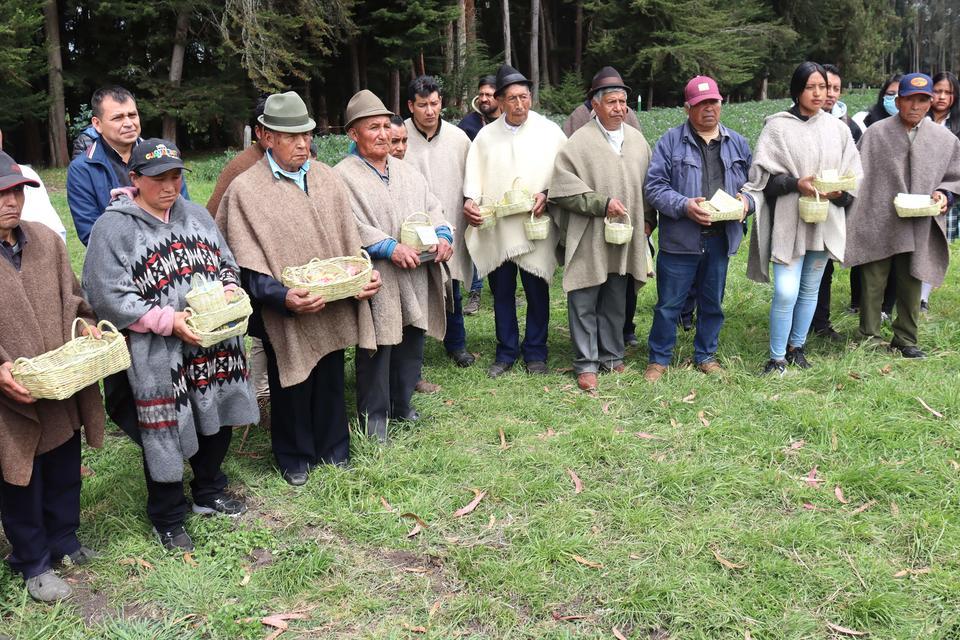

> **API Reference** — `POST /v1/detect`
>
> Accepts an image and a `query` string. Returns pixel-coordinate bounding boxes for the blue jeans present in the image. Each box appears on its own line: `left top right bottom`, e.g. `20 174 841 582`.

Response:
443 279 466 353
470 265 483 293
647 234 729 366
488 262 549 364
769 251 828 360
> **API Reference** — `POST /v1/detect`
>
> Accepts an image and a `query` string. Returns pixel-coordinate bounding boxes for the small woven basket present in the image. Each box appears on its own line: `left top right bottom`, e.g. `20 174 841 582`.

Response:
524 211 551 240
894 197 940 218
400 212 434 251
604 212 633 245
497 177 535 217
281 251 372 302
185 278 227 314
186 316 249 348
813 173 857 193
12 319 131 400
702 200 742 222
798 194 829 223
184 288 252 333
477 196 497 230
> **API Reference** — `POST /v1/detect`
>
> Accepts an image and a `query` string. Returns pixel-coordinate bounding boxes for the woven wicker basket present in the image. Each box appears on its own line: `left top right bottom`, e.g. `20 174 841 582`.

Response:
524 212 551 240
281 250 373 302
12 319 131 400
185 288 252 333
496 177 535 217
604 212 633 245
400 212 434 251
894 195 940 218
701 201 742 222
798 195 829 223
813 173 857 193
476 196 498 230
186 316 249 348
184 278 227 314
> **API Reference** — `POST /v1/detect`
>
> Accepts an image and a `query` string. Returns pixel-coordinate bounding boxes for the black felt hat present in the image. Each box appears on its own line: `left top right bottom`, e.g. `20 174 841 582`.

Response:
588 66 631 99
494 64 533 97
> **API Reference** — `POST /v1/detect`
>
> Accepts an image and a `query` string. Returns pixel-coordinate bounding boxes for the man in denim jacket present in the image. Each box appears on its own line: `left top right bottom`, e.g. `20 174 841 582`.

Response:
643 76 753 382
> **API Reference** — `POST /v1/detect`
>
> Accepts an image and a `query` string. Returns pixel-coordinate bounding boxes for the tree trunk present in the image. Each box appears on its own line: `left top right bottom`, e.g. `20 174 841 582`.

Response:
44 0 69 167
390 68 401 115
541 0 559 84
760 74 768 101
360 39 368 89
539 2 549 87
529 0 540 102
457 0 467 109
317 94 329 134
573 0 583 75
23 116 43 165
464 0 475 45
349 38 361 93
502 0 512 66
444 21 455 77
162 8 190 143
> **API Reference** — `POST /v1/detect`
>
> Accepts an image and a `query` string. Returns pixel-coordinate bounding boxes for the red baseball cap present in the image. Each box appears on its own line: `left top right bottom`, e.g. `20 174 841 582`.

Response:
684 76 723 106
0 151 40 192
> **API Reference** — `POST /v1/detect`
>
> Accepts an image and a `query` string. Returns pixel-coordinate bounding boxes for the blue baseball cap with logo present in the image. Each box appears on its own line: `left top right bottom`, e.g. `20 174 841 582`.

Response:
898 73 934 98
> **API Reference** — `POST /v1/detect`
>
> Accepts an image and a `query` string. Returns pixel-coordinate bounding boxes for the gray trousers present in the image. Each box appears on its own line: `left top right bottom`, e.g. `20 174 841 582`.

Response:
248 337 269 400
355 325 425 428
567 274 628 374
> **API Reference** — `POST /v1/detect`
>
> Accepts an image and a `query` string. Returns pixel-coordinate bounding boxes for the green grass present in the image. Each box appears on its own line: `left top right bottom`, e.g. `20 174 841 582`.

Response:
3 96 959 639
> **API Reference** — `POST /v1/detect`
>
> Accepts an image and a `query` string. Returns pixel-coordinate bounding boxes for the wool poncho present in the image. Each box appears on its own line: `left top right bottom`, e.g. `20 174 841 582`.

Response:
403 120 473 284
844 116 960 286
463 111 567 280
0 222 105 486
217 157 377 388
207 143 265 218
335 154 447 346
745 110 863 283
84 194 257 483
550 120 653 293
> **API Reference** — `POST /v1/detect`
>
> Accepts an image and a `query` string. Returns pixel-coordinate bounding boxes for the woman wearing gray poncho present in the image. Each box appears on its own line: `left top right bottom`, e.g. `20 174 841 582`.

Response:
744 62 862 375
83 139 257 552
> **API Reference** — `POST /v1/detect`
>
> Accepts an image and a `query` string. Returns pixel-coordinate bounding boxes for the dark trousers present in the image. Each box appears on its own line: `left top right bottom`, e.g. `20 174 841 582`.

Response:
0 432 82 578
470 265 483 293
265 343 349 475
624 279 638 339
812 259 835 332
356 326 425 425
859 253 922 347
143 426 231 531
850 265 895 313
648 235 729 366
443 279 466 353
488 261 550 364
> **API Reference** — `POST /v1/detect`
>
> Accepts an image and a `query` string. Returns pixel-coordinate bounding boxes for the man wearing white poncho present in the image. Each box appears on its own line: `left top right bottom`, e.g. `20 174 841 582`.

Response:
745 62 862 375
462 64 567 378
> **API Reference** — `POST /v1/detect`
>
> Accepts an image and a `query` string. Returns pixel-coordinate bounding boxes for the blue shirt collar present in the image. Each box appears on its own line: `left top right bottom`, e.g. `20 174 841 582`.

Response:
266 150 310 191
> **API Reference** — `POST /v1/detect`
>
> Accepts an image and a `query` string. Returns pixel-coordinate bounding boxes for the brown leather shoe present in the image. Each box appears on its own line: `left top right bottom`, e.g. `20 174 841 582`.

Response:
697 360 723 375
610 363 626 373
643 363 667 383
415 379 441 394
577 372 598 391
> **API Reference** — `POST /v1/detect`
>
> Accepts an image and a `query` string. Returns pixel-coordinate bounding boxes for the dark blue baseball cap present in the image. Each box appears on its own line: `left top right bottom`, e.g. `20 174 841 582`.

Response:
898 73 934 98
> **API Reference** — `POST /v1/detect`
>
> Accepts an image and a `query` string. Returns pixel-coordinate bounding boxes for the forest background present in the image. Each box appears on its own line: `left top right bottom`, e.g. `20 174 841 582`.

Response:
0 0 958 166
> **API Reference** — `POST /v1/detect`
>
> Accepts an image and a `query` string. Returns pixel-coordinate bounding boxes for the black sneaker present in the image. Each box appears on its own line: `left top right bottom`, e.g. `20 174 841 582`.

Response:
813 327 844 342
155 525 194 551
891 344 926 359
761 359 786 376
920 300 929 314
678 314 694 332
447 349 476 367
785 346 812 369
192 495 247 517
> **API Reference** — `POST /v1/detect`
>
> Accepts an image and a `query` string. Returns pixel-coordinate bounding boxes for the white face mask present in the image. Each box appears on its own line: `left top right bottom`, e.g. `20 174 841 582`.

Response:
831 101 847 118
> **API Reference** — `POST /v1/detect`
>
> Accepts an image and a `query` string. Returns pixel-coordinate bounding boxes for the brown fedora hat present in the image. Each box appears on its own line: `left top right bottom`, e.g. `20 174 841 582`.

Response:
587 66 631 99
344 90 394 130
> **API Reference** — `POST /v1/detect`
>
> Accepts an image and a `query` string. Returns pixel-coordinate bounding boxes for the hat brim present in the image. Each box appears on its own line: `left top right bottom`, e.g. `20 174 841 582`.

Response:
257 115 317 134
588 83 631 99
0 175 40 191
686 93 723 107
898 89 933 98
494 79 533 97
137 161 190 177
344 109 395 131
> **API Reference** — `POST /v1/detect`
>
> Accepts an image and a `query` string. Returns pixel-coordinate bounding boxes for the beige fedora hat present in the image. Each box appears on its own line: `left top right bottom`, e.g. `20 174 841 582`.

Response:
344 90 394 130
258 91 316 133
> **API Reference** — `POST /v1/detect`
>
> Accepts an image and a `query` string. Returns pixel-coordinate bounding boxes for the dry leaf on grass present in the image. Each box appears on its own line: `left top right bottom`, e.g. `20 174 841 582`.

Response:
802 502 819 511
380 497 396 512
443 399 455 406
401 622 427 633
601 401 612 414
400 512 429 528
848 372 862 380
119 557 154 570
402 567 430 574
634 432 659 440
613 627 629 640
670 418 679 429
879 364 892 375
697 411 710 427
569 553 604 569
831 431 839 451
951 460 960 471
834 486 849 504
453 489 487 517
551 611 588 621
682 390 696 403
498 428 509 450
825 621 868 636
406 523 423 538
566 468 584 494
543 386 551 393
890 501 900 517
711 547 746 570
80 465 95 478
555 366 574 373
240 572 251 587
893 567 931 578
745 631 752 640
538 428 557 439
784 439 805 454
916 397 944 418
183 552 198 567
429 598 444 619
805 466 822 487
261 612 309 640
851 500 877 515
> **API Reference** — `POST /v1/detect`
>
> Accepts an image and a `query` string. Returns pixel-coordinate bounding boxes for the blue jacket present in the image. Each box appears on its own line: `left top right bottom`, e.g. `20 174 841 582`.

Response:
67 138 190 245
644 121 752 255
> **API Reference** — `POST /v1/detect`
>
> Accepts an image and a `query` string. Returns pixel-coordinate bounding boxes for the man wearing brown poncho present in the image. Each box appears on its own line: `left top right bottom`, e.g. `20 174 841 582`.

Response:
335 90 450 442
217 91 381 486
0 151 104 601
549 72 653 392
845 73 960 359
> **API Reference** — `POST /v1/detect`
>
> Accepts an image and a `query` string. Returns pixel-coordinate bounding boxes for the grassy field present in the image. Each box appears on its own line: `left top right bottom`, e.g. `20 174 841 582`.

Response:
4 94 960 639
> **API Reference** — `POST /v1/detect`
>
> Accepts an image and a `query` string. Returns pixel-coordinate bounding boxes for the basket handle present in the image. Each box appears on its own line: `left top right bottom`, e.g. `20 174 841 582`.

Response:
604 211 631 226
96 320 121 335
71 317 94 341
511 177 522 191
359 249 372 266
404 211 430 225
